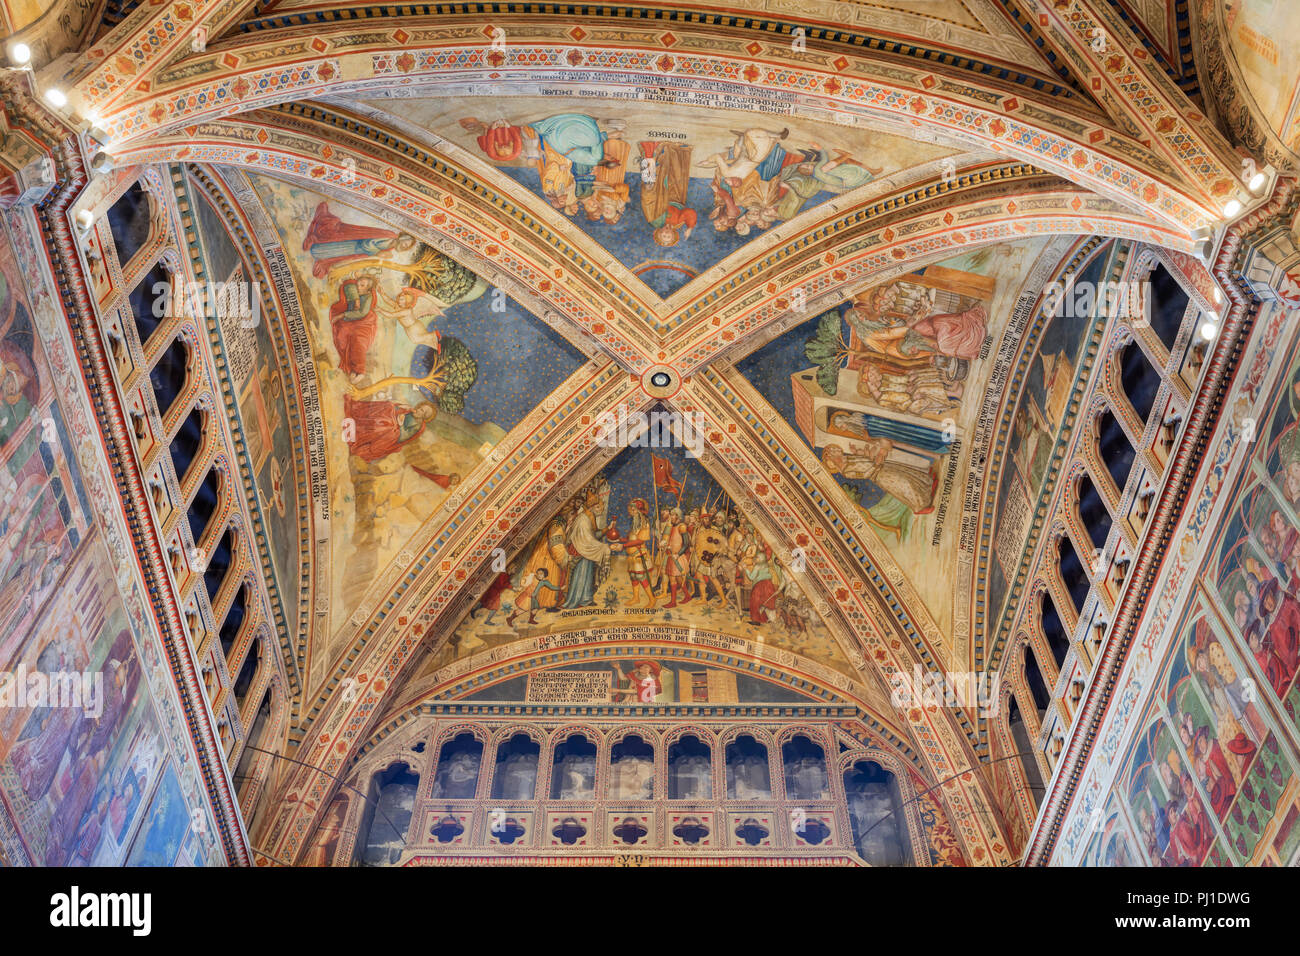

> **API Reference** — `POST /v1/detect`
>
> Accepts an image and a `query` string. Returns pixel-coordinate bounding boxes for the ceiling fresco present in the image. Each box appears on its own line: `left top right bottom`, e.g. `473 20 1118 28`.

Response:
735 237 1055 635
358 96 959 298
422 442 858 682
4 0 1281 869
246 175 589 651
1221 0 1300 154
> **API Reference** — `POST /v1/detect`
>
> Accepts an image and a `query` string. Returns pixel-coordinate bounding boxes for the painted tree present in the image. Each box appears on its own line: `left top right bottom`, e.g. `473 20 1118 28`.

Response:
803 308 849 396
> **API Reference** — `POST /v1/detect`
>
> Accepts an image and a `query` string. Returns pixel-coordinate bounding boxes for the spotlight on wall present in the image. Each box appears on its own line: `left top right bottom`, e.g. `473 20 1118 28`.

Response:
84 115 111 145
1246 163 1275 196
9 42 31 66
74 209 94 234
43 87 67 108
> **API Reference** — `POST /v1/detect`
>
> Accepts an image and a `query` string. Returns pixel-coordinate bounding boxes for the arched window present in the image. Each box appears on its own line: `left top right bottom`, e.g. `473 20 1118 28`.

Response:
1147 264 1189 350
844 761 912 866
1023 646 1052 717
550 733 596 800
1041 593 1070 669
725 735 772 799
609 734 654 800
430 732 483 799
106 181 152 268
232 636 260 706
491 733 540 801
1119 340 1160 423
782 735 828 800
129 262 171 347
169 407 205 487
667 734 712 800
233 689 272 799
359 763 419 866
187 468 221 544
218 584 247 658
203 526 234 602
1077 473 1111 549
149 336 190 420
1057 535 1090 613
1007 696 1044 806
1097 409 1136 493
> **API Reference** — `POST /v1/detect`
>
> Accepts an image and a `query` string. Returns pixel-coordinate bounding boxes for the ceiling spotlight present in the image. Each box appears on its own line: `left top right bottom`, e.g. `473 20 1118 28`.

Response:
44 87 67 108
74 209 94 233
1213 287 1223 305
9 42 31 66
1248 170 1267 192
1223 199 1242 218
1200 321 1218 341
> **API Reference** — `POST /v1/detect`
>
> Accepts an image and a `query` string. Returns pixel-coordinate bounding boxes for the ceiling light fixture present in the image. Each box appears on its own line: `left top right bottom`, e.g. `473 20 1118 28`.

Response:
9 42 31 66
43 87 67 108
1200 321 1218 341
1223 199 1242 218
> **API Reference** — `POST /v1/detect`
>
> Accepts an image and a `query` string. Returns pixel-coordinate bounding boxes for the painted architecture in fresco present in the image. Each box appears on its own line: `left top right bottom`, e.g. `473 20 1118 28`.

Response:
737 240 1053 636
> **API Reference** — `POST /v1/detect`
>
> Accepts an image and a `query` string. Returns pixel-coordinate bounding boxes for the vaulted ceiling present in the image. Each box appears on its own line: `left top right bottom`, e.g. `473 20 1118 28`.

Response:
11 0 1273 863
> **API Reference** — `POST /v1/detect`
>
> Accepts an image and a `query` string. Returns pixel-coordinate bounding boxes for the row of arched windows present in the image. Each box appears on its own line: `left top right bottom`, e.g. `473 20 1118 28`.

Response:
352 723 914 865
104 177 279 803
1003 255 1203 811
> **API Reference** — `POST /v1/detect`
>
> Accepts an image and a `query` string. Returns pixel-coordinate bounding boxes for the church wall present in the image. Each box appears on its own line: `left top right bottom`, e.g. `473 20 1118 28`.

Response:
1051 300 1300 865
0 211 223 865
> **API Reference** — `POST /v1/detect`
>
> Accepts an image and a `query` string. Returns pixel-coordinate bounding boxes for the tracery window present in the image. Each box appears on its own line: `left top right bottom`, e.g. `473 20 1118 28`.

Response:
726 735 771 799
782 735 829 801
430 733 483 799
550 733 597 800
844 761 912 866
106 181 153 268
668 734 712 800
609 733 655 799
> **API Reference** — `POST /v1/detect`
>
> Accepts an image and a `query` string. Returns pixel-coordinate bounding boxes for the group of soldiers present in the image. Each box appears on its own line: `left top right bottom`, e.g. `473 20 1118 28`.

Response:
636 502 781 621
496 476 794 627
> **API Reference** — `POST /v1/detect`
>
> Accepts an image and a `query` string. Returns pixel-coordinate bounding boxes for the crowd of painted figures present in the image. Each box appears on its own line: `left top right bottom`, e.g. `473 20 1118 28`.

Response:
461 113 881 243
475 474 815 635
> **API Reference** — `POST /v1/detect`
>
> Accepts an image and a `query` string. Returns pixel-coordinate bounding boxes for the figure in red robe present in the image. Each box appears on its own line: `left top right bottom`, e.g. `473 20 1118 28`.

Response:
341 394 458 487
1171 776 1213 864
1248 623 1291 698
1261 580 1300 679
745 544 780 625
329 276 380 379
476 571 512 625
1192 726 1239 819
909 302 988 362
303 201 416 279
